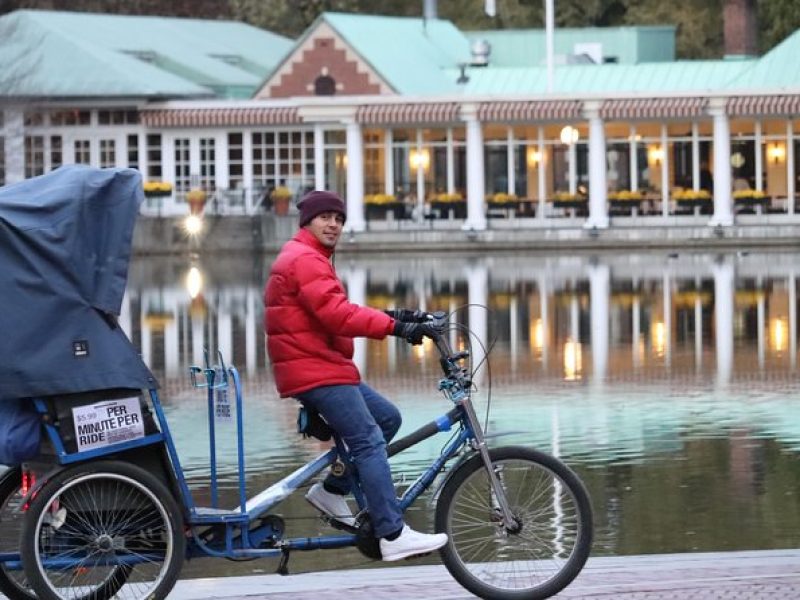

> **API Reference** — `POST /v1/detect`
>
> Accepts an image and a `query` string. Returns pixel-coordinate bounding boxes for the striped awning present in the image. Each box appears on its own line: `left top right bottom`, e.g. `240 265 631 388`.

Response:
355 102 461 125
140 107 301 128
477 100 583 122
727 95 800 117
600 97 708 121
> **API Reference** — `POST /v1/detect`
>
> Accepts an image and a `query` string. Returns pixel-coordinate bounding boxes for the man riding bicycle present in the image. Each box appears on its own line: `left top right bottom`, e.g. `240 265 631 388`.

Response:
263 190 447 561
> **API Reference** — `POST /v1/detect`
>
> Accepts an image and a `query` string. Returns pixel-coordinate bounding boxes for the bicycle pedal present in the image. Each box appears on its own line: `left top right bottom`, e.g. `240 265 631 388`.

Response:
321 515 358 534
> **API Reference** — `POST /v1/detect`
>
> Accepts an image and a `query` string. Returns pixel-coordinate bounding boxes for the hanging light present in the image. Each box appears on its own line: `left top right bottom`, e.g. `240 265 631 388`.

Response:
559 126 579 145
409 148 430 171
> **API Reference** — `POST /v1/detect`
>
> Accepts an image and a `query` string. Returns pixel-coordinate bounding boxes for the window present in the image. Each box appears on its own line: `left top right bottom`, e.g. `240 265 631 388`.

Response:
314 75 336 96
98 109 138 125
74 140 91 165
50 110 90 126
174 138 190 195
24 111 44 127
127 134 139 169
200 138 216 191
228 133 243 190
146 134 162 180
252 129 314 194
100 139 115 168
25 136 45 177
50 136 62 170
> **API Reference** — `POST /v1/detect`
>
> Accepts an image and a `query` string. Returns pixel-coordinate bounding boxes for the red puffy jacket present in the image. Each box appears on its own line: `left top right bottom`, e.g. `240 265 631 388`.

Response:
264 228 395 397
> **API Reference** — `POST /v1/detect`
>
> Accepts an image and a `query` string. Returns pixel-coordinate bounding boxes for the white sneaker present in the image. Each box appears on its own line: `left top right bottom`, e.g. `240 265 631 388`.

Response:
379 525 448 562
305 482 355 527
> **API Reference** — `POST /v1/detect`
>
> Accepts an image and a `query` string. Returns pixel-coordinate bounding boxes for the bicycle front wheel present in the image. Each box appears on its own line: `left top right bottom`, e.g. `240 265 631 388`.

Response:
21 461 185 600
435 446 592 600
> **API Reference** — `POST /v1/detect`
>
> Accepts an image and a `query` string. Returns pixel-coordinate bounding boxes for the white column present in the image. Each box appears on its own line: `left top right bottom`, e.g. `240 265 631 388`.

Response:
537 127 546 219
691 122 700 191
446 128 455 194
3 108 24 184
629 125 638 192
586 103 609 228
140 311 152 368
568 141 577 195
345 266 368 374
119 291 132 338
506 127 515 195
709 100 734 226
384 128 394 196
754 121 763 192
463 104 487 231
242 132 253 212
787 121 795 214
314 123 325 190
345 120 366 232
589 262 610 384
466 263 489 385
215 132 230 193
713 260 734 388
660 124 670 217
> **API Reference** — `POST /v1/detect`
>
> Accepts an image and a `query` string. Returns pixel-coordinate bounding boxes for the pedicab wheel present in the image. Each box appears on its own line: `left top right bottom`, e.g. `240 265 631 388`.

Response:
0 467 32 600
20 461 185 600
435 446 593 600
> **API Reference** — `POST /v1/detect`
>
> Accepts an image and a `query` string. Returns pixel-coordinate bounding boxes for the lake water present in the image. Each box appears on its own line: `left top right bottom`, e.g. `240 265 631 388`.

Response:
121 249 800 576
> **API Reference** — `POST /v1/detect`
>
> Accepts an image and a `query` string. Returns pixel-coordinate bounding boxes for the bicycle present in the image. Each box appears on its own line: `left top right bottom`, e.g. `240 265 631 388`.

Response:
3 311 592 600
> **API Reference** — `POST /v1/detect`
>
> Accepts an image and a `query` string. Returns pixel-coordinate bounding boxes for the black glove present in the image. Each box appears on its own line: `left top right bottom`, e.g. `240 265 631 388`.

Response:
392 320 442 345
384 308 429 323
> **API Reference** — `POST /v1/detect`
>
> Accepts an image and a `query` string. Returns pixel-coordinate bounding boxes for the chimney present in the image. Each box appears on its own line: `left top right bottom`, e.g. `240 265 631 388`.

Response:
723 0 758 57
423 0 437 20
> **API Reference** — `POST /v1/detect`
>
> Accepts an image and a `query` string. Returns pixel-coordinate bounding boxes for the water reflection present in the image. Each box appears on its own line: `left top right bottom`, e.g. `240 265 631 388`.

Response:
123 250 800 574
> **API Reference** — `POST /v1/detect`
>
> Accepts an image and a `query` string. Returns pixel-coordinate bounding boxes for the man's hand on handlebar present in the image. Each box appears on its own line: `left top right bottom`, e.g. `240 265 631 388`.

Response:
391 320 444 345
384 308 430 323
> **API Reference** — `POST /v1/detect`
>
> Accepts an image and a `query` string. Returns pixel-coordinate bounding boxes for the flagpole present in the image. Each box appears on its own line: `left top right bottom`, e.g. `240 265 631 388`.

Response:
546 0 554 93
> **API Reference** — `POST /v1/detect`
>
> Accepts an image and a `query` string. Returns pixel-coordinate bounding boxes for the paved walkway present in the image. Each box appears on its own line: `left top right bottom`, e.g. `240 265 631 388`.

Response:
171 549 800 599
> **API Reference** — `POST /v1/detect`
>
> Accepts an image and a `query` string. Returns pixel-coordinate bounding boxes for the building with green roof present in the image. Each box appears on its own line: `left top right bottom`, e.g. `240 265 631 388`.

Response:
1 8 799 233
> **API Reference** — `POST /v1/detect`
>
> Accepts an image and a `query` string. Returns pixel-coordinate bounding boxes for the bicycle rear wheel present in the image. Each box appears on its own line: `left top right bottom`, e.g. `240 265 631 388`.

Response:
0 467 32 600
21 460 185 600
435 446 592 600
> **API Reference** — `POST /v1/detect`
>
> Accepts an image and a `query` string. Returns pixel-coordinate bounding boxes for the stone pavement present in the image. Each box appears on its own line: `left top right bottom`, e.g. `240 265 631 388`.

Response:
170 548 800 599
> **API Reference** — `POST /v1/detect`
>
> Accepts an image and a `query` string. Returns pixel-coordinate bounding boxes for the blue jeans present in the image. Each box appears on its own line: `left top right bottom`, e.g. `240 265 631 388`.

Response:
296 383 403 538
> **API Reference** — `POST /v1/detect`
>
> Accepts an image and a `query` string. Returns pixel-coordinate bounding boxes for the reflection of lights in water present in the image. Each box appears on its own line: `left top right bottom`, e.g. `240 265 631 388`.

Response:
563 339 582 381
413 337 431 359
651 321 666 357
184 215 203 235
186 266 203 299
529 318 544 351
770 318 788 352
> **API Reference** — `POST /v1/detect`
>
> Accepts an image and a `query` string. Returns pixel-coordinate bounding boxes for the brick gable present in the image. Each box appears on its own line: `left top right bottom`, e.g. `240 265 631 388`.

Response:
258 27 392 99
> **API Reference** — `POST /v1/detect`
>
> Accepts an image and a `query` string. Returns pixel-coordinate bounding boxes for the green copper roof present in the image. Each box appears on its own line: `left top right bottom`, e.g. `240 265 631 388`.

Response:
0 10 293 99
727 30 800 91
464 26 676 67
452 59 755 95
321 12 471 95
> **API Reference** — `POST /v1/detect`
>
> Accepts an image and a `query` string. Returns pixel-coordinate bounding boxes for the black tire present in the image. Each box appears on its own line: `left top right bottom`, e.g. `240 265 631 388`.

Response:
435 446 593 600
0 467 32 600
21 461 185 600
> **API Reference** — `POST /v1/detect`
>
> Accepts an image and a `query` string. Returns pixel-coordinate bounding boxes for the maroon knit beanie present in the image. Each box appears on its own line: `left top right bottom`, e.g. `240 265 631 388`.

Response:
298 190 347 227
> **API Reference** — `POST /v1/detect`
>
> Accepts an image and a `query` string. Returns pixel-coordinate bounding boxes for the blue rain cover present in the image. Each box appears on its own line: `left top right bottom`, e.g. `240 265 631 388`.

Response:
0 165 157 399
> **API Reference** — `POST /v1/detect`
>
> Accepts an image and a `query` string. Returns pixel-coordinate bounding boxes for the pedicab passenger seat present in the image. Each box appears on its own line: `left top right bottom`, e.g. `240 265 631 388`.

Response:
0 166 160 461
